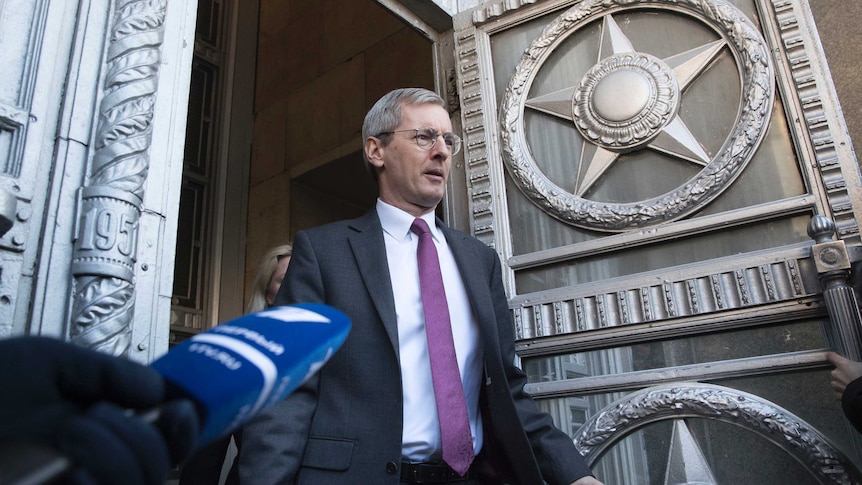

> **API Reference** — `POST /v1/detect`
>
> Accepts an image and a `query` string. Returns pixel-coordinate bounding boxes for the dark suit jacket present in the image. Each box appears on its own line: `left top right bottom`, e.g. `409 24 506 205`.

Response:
843 376 862 435
238 209 592 484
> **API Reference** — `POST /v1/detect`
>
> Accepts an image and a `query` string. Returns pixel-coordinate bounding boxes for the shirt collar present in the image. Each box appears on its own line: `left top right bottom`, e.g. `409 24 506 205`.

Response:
376 199 442 243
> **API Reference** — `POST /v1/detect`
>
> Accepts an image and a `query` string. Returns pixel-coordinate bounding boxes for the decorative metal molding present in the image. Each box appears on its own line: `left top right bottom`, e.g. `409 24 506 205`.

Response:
808 215 862 361
512 252 812 340
0 103 28 131
454 29 498 246
767 0 861 243
526 350 830 397
70 0 167 355
1 0 49 179
0 99 27 188
461 0 862 242
471 0 541 25
453 0 854 343
573 383 861 484
498 0 774 231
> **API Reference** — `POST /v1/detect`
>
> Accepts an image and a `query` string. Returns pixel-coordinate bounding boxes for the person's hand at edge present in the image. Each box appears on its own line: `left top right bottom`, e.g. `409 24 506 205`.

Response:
827 351 862 398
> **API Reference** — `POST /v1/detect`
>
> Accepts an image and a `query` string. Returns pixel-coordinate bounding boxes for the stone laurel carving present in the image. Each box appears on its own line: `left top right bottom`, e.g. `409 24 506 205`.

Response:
70 0 166 355
573 383 861 484
499 0 774 231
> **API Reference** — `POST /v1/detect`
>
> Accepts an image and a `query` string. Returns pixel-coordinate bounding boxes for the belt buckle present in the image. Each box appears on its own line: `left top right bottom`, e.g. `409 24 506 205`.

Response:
404 462 461 484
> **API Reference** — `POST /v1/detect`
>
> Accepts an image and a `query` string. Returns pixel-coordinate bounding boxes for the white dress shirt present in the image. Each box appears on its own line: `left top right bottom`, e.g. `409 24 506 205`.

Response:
376 199 484 462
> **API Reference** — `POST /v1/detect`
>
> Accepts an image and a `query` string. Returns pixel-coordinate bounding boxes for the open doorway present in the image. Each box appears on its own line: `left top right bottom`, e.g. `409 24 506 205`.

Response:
290 151 378 233
243 0 436 298
170 0 439 342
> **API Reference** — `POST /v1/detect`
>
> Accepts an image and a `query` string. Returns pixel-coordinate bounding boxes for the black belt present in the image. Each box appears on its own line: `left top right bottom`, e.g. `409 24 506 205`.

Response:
400 461 478 483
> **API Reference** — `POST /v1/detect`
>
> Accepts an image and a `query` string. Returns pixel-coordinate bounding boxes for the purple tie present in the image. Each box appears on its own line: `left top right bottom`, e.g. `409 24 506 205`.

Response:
411 218 474 476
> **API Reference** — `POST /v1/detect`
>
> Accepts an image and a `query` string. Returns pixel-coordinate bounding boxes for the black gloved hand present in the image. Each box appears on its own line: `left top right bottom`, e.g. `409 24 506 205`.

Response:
0 336 199 485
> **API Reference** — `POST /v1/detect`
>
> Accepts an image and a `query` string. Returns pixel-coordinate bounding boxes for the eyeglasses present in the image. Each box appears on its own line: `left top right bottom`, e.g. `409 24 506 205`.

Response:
375 127 462 155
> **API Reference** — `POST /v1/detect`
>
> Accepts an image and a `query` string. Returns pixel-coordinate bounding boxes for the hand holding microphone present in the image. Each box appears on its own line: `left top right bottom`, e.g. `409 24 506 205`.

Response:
0 336 198 485
0 303 351 485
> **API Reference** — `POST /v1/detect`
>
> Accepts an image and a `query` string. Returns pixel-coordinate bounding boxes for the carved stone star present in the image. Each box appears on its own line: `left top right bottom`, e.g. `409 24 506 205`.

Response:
663 420 718 485
525 14 724 196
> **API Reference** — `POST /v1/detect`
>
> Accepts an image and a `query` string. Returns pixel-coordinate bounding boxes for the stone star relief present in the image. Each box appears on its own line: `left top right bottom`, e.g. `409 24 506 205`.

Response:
524 14 724 197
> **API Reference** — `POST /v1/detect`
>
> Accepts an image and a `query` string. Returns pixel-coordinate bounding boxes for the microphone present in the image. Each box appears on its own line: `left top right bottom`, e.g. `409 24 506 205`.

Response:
151 302 351 448
4 303 350 485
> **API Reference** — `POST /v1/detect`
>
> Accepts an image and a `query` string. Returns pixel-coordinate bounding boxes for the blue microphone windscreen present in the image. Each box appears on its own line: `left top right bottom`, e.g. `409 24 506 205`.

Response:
150 303 350 447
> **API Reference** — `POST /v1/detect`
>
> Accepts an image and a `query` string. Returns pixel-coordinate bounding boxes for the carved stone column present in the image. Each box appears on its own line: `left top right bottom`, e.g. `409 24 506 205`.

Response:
808 214 862 360
70 0 167 356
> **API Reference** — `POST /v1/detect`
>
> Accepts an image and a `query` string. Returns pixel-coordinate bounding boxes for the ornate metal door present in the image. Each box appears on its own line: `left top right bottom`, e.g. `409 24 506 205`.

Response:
450 0 862 482
0 1 197 362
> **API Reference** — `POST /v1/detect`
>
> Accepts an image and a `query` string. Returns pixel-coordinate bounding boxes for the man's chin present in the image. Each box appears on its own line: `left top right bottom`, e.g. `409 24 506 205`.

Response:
422 195 445 209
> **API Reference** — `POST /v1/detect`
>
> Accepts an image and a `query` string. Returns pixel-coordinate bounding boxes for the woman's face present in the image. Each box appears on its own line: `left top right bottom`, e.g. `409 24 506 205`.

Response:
265 255 291 306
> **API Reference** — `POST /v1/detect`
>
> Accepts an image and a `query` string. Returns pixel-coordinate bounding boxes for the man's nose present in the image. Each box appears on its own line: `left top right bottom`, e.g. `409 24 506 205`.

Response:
431 135 451 158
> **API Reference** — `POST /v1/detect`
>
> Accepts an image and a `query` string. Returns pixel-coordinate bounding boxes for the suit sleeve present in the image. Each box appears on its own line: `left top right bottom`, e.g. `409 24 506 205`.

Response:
842 376 862 435
486 249 594 484
237 230 324 484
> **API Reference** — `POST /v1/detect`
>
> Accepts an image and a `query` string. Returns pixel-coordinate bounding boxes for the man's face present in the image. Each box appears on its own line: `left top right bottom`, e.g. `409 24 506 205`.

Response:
367 103 454 217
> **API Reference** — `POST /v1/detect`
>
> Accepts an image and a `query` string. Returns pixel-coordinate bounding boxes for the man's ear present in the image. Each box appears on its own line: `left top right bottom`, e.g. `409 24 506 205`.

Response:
365 137 385 170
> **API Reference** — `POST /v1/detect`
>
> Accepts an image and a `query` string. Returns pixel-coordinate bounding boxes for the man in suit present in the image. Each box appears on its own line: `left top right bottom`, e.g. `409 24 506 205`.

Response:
238 88 602 485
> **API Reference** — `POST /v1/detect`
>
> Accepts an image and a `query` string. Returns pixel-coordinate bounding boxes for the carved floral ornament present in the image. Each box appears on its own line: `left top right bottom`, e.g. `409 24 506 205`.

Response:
498 0 774 231
70 0 167 354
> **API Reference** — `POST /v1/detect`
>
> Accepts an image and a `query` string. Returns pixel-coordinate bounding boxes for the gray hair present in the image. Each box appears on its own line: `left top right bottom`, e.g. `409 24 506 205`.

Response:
362 88 446 180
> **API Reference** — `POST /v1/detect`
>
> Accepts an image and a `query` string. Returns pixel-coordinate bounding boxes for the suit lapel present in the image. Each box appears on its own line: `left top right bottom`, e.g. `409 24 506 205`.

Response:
440 221 497 346
348 209 400 356
441 221 544 484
